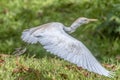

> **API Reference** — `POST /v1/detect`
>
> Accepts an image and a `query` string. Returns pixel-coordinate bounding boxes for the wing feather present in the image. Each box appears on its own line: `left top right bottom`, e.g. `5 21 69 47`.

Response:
21 24 113 77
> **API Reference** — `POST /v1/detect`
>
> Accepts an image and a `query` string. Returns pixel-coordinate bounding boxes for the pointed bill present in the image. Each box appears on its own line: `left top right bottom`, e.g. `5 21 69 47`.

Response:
88 19 98 22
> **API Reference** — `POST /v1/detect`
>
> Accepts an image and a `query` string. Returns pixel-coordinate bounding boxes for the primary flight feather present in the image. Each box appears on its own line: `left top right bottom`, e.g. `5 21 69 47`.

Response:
21 17 113 77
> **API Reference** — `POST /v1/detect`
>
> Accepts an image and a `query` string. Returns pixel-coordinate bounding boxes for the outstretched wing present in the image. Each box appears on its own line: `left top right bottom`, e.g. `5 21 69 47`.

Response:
21 24 112 77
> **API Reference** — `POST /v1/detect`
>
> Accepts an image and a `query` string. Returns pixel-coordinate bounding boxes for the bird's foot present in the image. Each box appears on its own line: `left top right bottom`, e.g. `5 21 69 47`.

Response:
12 47 27 56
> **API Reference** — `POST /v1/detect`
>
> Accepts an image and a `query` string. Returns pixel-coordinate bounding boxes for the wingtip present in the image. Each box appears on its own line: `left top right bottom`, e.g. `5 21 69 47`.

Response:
107 71 115 78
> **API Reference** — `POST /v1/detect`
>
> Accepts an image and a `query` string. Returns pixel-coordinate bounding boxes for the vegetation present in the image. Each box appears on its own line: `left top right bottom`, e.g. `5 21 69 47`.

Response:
0 0 120 80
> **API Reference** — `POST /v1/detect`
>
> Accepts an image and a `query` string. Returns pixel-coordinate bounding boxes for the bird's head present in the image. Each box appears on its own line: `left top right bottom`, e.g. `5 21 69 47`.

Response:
66 17 98 33
76 17 97 24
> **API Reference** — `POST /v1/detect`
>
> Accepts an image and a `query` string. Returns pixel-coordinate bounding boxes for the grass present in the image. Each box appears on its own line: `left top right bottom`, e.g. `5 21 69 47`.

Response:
0 0 120 80
0 54 120 80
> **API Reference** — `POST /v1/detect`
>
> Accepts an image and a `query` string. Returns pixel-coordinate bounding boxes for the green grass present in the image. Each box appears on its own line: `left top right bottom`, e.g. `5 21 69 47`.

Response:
0 0 120 80
0 55 119 80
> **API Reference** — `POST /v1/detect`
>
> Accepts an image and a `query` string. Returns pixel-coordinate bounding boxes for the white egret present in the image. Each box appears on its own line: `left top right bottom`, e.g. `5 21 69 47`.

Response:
21 17 113 77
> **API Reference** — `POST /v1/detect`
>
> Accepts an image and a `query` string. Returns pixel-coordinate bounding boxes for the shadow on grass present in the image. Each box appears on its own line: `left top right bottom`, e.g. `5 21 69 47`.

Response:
13 67 52 80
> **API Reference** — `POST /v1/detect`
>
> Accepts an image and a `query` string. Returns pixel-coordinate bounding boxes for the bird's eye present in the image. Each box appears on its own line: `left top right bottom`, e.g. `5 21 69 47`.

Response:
84 19 87 21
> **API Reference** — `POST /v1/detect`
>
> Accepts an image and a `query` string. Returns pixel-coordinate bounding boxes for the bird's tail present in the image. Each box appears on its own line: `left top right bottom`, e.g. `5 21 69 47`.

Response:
21 28 38 44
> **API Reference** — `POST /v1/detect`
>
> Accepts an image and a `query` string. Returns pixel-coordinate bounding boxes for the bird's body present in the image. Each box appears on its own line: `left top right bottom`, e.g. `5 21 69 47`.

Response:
21 17 113 77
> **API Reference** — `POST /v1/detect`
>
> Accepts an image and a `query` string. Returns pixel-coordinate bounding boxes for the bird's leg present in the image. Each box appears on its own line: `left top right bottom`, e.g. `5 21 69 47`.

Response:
12 43 29 56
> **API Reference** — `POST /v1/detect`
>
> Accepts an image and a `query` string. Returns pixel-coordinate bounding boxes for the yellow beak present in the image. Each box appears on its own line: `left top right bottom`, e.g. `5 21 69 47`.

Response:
88 19 98 22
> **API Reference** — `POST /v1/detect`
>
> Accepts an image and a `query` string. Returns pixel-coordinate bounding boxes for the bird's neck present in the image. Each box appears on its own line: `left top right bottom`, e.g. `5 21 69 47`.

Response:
64 21 82 33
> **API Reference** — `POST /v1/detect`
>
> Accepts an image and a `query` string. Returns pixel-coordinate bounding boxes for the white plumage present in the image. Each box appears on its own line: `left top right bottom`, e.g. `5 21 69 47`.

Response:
21 17 113 77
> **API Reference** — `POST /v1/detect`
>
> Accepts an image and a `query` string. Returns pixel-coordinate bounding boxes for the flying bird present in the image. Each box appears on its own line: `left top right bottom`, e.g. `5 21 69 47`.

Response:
21 17 113 77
